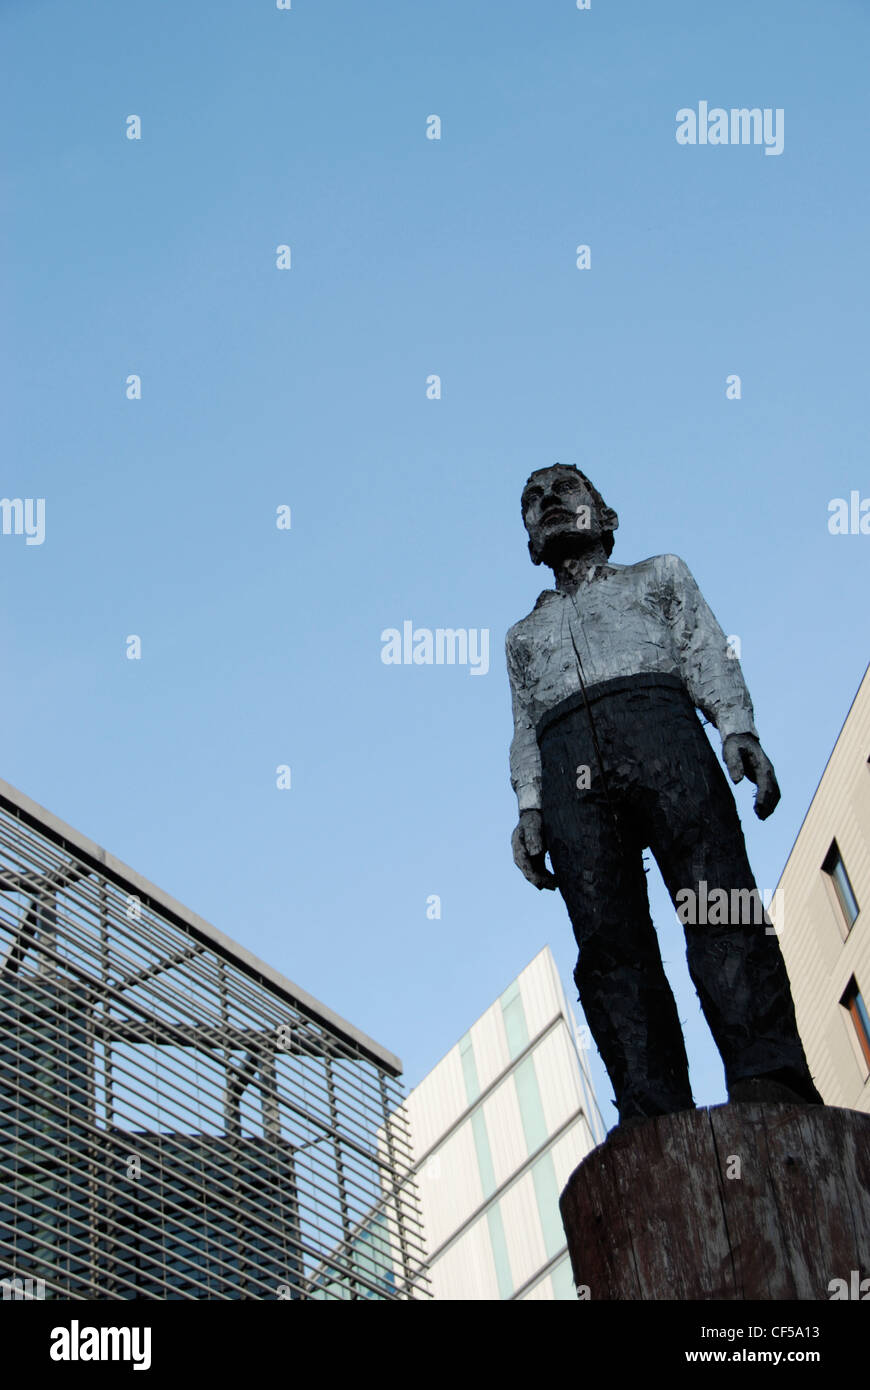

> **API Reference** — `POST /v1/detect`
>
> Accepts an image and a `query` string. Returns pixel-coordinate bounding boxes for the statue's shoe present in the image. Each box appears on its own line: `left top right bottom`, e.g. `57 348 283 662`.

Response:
728 1070 824 1106
615 1102 696 1130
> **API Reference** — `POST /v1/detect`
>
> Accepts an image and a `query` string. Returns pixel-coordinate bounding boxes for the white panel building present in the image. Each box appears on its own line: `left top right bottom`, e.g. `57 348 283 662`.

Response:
403 946 604 1300
769 663 870 1112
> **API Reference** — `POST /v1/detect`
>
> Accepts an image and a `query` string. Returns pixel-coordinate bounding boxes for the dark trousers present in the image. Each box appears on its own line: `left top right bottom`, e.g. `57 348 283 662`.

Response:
538 674 815 1122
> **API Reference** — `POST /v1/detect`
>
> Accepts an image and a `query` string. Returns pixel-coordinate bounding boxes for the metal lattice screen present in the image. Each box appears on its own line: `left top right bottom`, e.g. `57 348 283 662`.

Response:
0 794 428 1300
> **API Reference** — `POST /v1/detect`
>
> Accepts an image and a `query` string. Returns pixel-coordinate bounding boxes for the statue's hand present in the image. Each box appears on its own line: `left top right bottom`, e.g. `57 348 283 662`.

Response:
723 733 781 821
512 809 557 890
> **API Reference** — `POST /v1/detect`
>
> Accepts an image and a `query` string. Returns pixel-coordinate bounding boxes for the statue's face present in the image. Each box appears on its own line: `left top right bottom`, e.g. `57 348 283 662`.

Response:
522 467 611 565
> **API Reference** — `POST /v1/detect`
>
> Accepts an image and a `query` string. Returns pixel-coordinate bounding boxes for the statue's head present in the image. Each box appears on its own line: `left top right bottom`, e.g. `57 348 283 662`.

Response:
521 464 618 568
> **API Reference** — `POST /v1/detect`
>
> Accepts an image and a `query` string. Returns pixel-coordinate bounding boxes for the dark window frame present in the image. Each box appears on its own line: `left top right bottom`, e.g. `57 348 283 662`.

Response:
822 840 860 933
840 978 870 1072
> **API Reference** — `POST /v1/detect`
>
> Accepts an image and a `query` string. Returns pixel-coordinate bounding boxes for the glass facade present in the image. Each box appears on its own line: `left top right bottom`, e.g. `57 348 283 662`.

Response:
0 783 427 1300
405 948 603 1300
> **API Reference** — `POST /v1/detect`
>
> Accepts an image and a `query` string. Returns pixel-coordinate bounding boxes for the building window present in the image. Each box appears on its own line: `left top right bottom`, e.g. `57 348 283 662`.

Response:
840 978 870 1071
822 840 859 932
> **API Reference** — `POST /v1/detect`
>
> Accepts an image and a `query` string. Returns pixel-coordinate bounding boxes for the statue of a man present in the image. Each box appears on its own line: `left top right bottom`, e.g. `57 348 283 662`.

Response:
506 464 822 1123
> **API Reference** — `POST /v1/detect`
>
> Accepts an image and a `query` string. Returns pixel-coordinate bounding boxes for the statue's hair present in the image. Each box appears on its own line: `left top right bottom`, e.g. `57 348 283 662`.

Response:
521 463 616 557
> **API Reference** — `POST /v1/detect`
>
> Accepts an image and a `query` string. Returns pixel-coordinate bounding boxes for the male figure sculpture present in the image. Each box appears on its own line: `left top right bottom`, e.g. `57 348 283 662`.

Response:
506 464 822 1123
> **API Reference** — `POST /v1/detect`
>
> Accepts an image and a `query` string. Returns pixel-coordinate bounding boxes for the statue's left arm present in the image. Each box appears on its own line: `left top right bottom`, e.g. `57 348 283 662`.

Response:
662 554 780 819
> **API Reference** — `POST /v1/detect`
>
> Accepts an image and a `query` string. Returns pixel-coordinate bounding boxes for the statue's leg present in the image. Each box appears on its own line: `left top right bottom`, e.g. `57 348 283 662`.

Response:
644 688 822 1104
539 707 694 1123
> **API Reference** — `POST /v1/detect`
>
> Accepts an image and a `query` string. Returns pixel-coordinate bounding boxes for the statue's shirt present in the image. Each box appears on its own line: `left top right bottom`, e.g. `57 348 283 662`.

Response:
505 553 758 812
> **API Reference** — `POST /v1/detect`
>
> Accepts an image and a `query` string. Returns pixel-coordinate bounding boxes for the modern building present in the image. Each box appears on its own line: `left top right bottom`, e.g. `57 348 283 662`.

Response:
0 779 427 1299
402 946 604 1300
769 662 870 1112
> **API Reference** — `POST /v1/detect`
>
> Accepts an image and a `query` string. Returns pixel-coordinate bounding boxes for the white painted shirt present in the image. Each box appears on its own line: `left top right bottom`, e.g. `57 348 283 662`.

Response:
505 553 758 812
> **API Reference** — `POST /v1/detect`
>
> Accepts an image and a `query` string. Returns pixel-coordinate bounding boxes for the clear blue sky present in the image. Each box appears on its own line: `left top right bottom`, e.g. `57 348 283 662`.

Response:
2 0 868 1128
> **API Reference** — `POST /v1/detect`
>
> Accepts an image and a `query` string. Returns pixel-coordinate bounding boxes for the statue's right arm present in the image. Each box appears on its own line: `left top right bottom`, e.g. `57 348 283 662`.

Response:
506 631 556 890
506 629 543 813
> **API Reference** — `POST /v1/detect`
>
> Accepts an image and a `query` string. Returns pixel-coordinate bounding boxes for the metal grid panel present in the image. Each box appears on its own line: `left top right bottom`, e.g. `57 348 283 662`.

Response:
0 798 429 1300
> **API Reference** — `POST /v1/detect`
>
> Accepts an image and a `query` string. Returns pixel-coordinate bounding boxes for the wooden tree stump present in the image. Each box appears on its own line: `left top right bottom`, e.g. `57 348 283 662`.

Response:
559 1103 870 1300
